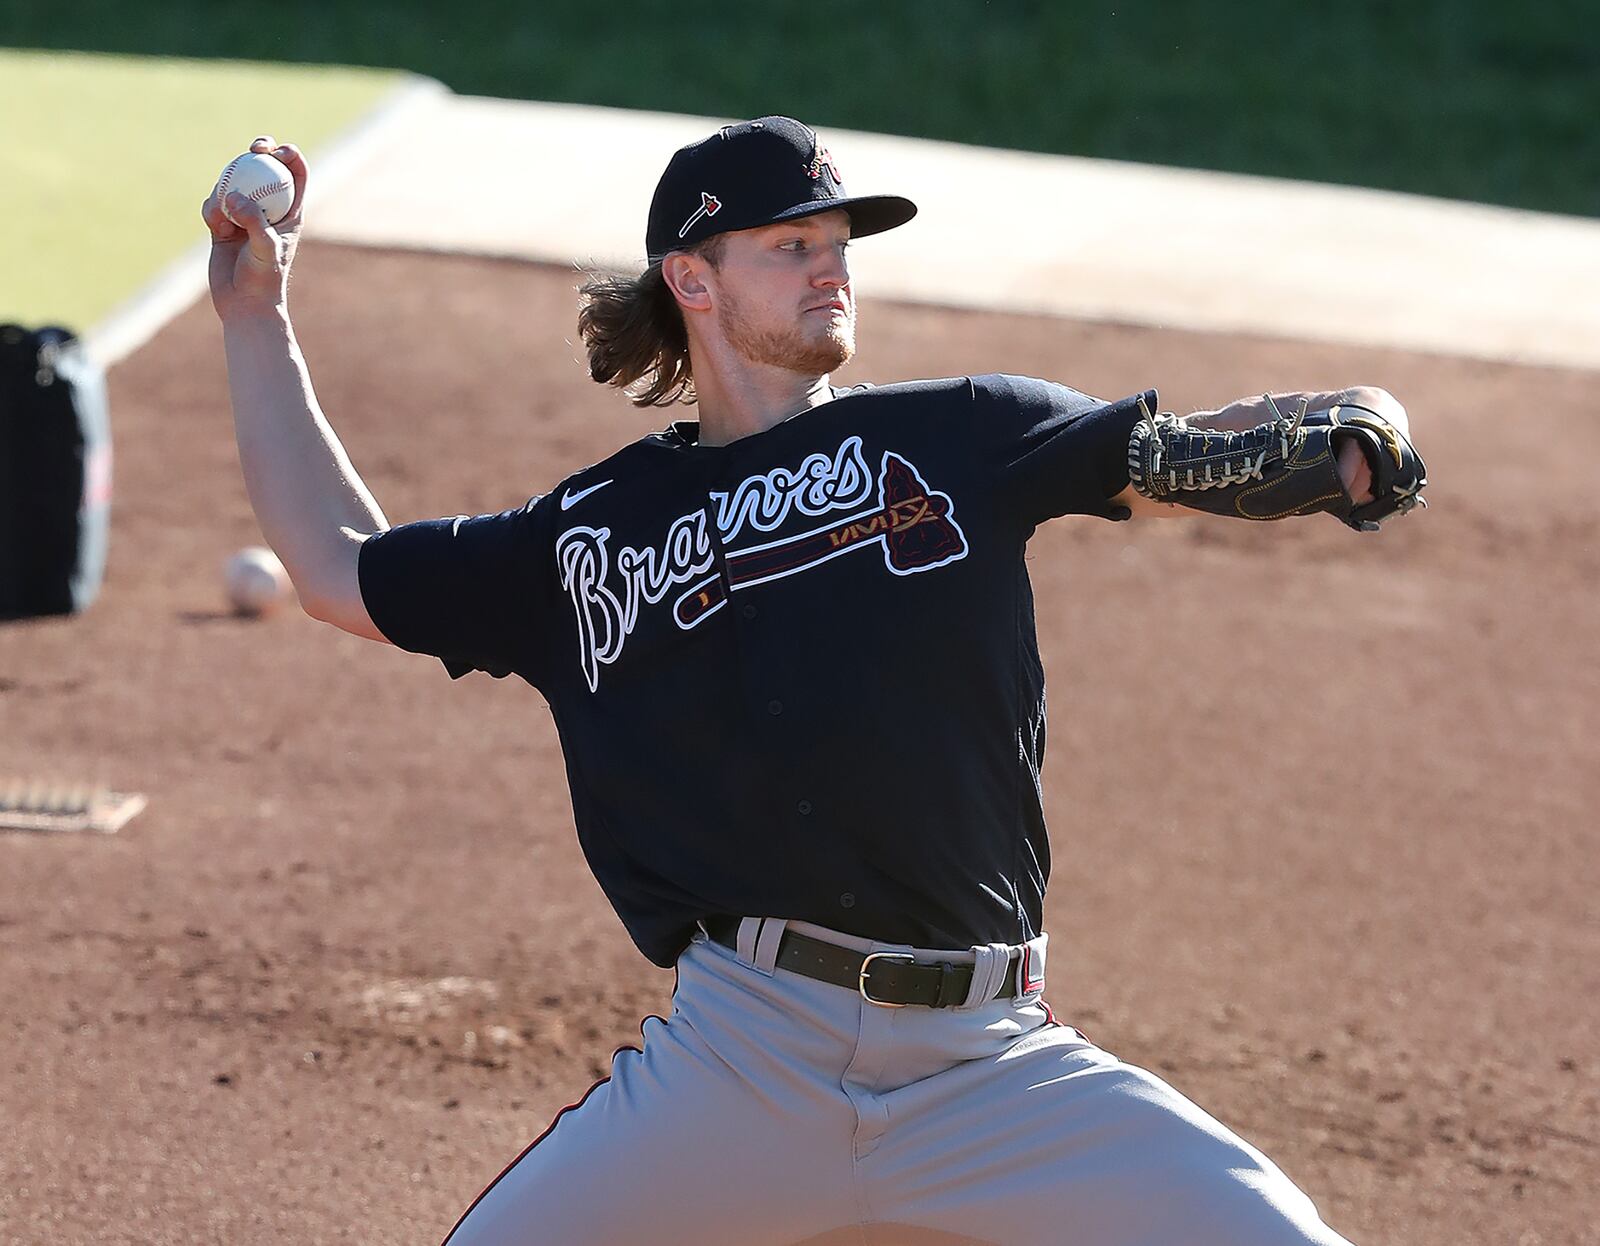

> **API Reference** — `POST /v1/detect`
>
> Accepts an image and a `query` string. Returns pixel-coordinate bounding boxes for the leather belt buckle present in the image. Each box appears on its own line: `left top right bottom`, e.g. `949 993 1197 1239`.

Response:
858 951 916 1008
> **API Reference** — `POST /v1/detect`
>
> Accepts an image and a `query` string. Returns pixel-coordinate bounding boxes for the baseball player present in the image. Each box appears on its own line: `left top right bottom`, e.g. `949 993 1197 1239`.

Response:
204 121 1425 1245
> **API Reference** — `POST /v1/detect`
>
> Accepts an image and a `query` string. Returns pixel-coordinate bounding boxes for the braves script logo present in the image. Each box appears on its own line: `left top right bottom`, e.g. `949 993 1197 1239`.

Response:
679 191 722 239
556 436 968 691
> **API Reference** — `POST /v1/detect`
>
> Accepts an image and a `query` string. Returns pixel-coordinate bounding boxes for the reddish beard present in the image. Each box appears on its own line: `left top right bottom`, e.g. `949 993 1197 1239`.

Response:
719 286 856 375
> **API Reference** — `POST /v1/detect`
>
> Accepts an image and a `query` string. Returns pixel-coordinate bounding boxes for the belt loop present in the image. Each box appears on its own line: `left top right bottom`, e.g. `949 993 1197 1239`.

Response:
959 942 1013 1010
735 917 765 968
1016 933 1048 999
753 918 788 975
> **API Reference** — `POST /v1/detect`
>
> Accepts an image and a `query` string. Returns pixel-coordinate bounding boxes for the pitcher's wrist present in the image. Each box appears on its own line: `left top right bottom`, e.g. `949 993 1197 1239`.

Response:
221 302 292 331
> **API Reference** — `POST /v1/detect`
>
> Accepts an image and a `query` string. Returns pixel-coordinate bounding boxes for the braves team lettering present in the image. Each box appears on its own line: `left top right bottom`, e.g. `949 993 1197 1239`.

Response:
556 436 968 691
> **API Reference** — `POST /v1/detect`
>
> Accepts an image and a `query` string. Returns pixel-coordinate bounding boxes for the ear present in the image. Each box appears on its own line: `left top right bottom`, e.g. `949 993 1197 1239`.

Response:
661 252 714 313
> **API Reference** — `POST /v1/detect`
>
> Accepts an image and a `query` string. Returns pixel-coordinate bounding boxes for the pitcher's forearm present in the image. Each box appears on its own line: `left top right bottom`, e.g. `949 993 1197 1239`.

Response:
1189 386 1403 434
222 308 389 607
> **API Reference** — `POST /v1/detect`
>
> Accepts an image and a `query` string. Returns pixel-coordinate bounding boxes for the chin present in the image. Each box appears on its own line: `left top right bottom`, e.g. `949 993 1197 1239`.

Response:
813 322 856 369
792 336 852 374
724 309 855 374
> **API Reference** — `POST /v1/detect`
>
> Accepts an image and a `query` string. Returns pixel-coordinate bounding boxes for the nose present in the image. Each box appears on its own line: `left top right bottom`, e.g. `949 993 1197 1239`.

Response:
813 241 850 290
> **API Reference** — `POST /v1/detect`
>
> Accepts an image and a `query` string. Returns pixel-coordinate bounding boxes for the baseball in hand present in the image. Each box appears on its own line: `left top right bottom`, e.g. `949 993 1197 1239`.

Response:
215 152 295 227
224 546 293 617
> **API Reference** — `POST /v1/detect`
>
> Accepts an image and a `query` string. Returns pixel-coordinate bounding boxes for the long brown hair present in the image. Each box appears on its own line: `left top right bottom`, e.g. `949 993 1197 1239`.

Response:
577 237 725 407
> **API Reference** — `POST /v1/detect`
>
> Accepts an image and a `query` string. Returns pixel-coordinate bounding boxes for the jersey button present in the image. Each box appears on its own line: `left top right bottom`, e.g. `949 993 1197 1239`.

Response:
767 699 784 716
796 799 813 815
741 602 758 620
839 893 856 909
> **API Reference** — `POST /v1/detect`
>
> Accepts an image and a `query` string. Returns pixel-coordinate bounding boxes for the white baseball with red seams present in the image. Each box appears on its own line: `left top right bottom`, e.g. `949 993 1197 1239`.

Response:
224 546 292 616
214 152 294 226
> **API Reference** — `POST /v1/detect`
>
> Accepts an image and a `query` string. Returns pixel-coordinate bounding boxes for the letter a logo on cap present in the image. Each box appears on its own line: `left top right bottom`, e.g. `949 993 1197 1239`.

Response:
678 191 722 240
807 146 840 182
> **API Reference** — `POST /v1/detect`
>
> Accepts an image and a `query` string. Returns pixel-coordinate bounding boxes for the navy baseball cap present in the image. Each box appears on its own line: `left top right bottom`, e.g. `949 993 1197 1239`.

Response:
645 116 917 263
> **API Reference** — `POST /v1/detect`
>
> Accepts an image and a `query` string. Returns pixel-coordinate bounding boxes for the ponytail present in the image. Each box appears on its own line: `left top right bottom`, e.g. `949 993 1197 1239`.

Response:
577 237 724 407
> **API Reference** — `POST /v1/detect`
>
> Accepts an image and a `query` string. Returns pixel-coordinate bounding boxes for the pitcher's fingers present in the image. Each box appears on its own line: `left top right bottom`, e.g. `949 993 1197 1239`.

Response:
225 192 282 269
250 135 276 153
202 193 244 242
272 142 309 222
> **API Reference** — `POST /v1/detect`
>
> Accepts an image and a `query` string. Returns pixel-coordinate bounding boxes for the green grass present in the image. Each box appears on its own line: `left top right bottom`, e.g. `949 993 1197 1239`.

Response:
0 50 400 328
4 1 1597 218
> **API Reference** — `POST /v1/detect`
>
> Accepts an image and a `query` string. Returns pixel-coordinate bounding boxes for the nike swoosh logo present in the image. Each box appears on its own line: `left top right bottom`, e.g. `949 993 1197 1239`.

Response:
560 479 614 511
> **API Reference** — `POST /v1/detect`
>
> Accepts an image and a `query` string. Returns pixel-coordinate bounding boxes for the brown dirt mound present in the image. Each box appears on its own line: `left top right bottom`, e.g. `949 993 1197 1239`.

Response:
1 244 1594 1244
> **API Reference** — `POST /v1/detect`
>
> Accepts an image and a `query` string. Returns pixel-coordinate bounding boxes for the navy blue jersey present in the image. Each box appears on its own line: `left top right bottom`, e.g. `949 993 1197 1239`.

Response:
360 375 1154 966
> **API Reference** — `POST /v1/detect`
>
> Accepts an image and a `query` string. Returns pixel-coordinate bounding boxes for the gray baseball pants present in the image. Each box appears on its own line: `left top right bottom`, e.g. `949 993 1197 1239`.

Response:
442 918 1352 1245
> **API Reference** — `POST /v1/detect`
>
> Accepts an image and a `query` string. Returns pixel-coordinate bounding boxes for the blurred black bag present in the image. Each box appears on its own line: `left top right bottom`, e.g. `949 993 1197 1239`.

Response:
0 325 112 619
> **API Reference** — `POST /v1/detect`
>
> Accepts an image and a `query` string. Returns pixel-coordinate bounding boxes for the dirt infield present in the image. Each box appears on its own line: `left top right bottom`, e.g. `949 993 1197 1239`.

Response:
2 244 1595 1245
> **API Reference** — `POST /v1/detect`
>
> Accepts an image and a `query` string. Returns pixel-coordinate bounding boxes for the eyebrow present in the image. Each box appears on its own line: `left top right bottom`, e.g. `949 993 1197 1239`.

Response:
770 216 852 239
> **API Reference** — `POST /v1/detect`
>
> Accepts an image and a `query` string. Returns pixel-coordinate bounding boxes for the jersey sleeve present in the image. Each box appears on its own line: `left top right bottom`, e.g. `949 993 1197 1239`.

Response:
357 493 559 686
973 373 1157 528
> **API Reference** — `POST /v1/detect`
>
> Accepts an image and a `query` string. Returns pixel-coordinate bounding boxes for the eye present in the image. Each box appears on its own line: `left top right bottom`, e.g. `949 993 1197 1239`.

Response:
779 238 807 252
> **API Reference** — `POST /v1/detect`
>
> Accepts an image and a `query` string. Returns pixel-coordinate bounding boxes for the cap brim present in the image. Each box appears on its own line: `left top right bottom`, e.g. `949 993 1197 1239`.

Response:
765 194 918 239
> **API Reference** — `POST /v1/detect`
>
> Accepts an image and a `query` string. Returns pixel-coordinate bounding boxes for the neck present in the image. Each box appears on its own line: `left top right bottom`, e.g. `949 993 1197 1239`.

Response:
688 341 836 447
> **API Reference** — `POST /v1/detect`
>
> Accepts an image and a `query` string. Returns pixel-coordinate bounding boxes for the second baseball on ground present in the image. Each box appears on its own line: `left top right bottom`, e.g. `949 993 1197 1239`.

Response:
224 546 292 616
215 152 295 227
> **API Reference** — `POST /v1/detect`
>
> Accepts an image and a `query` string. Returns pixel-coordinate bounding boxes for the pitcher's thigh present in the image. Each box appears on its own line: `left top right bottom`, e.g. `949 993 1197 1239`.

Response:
442 1016 855 1246
871 1027 1350 1246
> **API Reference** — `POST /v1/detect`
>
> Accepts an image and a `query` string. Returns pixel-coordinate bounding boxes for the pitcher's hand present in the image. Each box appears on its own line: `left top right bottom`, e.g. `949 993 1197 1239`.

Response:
202 136 307 319
1337 433 1373 504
